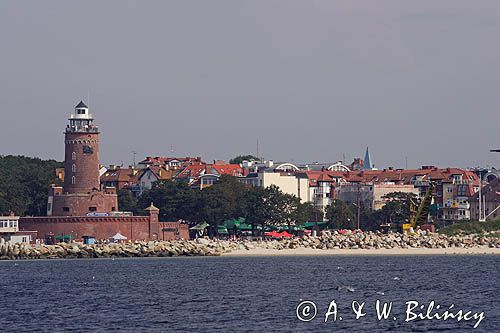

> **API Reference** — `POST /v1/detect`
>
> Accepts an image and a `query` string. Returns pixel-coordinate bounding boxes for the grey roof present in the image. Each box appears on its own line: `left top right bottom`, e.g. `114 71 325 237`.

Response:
75 101 88 109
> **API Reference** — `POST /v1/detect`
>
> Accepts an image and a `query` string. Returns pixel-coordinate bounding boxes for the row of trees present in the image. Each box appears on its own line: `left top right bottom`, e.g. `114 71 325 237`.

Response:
0 155 62 216
0 154 418 231
325 192 420 230
120 174 418 231
119 175 322 229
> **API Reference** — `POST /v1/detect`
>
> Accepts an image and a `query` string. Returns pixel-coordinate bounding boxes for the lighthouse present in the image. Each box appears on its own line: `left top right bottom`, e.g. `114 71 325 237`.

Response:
48 102 118 216
63 101 100 193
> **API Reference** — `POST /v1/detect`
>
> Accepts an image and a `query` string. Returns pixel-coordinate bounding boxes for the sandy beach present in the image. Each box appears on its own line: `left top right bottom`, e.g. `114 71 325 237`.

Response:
224 246 500 256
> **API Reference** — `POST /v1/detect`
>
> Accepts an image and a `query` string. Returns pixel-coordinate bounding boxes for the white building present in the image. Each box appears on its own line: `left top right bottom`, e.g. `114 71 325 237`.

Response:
0 215 19 233
240 171 310 202
0 215 33 244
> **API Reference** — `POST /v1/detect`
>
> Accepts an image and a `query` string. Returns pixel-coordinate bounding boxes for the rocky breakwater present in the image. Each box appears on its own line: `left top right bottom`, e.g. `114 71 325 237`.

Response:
236 230 500 251
0 238 239 260
1 231 499 260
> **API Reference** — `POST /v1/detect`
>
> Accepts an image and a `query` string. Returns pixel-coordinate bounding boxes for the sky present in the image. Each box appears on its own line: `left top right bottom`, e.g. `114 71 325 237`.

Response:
0 1 499 169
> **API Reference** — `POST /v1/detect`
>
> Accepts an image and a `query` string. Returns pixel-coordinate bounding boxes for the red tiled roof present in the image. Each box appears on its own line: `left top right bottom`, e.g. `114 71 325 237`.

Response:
175 164 207 179
296 168 479 186
139 156 204 166
211 164 243 176
138 166 174 181
101 168 141 183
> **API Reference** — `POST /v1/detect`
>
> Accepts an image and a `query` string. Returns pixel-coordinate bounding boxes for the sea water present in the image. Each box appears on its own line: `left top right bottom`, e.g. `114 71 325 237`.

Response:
0 255 498 332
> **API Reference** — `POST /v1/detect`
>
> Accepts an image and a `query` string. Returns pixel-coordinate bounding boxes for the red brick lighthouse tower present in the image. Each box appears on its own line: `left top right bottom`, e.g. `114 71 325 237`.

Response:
64 101 100 193
48 101 118 216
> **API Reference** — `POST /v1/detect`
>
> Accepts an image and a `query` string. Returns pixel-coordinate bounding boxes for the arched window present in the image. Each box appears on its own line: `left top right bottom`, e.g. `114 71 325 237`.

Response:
72 152 76 160
72 164 76 173
71 176 76 185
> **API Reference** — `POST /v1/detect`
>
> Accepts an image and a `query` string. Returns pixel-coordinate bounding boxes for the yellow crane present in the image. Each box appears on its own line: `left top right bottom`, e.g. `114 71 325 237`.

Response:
402 182 435 234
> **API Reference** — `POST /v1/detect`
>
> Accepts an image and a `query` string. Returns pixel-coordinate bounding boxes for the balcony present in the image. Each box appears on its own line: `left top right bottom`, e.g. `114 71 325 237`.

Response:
66 126 99 133
70 113 93 119
413 180 430 186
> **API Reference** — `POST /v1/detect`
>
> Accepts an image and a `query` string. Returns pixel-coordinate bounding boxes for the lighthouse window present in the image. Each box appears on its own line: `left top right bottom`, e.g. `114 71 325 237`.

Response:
72 152 76 160
71 176 76 185
72 164 76 173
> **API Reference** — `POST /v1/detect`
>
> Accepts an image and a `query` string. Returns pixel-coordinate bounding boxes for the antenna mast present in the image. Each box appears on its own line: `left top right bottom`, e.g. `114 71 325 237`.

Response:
256 139 259 162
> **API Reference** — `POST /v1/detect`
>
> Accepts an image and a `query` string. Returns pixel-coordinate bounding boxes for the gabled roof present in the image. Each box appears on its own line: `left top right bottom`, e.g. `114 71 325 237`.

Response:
75 101 88 109
139 166 173 181
210 164 243 176
101 168 141 184
175 164 207 179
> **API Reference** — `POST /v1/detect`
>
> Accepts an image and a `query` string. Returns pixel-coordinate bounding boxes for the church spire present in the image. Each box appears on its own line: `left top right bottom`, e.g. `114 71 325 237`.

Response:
363 147 374 170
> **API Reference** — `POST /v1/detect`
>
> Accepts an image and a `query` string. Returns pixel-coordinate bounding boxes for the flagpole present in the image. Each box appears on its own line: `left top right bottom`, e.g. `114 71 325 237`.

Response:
478 174 483 222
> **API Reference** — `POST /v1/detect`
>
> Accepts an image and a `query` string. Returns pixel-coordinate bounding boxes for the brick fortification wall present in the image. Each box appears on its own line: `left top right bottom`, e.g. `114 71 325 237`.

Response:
51 191 118 216
19 216 189 241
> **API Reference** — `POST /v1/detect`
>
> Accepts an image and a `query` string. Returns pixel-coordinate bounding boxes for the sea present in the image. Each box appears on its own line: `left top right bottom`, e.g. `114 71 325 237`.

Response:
0 255 498 332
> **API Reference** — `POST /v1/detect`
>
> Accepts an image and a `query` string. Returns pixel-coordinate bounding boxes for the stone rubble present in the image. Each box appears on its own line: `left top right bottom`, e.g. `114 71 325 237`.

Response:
0 231 499 260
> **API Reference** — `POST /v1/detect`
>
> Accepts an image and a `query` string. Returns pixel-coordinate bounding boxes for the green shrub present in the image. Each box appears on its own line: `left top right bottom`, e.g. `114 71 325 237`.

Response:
438 219 500 236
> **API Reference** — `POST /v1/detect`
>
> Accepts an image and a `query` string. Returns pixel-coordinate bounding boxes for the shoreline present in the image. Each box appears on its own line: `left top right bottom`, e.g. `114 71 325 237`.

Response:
224 246 500 256
2 232 500 260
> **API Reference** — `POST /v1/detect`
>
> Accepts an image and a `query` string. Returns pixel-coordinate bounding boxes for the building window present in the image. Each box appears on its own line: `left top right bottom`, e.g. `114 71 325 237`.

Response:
71 176 76 184
63 207 70 212
72 152 76 160
72 164 76 173
89 207 97 212
111 207 116 211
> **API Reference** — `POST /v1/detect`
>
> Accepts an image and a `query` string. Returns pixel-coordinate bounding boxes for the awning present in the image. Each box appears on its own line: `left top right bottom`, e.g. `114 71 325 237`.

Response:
110 233 127 240
55 235 74 240
190 222 209 230
239 223 253 231
303 222 328 230
278 225 305 231
264 230 282 238
223 217 246 229
217 225 229 235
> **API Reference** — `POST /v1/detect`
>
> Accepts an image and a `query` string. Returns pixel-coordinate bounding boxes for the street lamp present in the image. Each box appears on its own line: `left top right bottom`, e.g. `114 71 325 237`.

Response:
352 203 360 230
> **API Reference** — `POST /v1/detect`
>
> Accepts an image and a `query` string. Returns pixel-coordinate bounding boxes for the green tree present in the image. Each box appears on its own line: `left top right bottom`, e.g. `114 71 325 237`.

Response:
378 192 419 226
197 175 248 229
255 185 303 228
0 155 62 216
138 180 196 221
326 199 355 229
295 202 324 223
229 155 259 164
243 186 268 231
117 188 138 212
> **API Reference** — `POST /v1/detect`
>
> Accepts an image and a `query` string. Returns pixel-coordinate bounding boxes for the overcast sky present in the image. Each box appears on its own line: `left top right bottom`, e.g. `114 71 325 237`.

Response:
1 1 499 169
